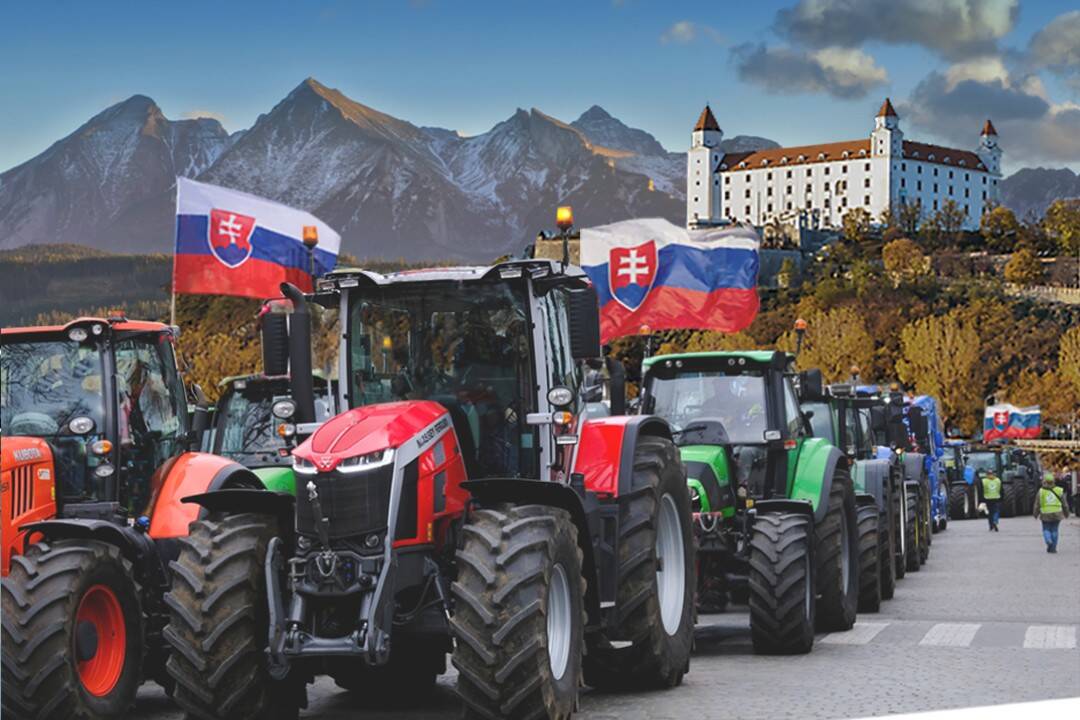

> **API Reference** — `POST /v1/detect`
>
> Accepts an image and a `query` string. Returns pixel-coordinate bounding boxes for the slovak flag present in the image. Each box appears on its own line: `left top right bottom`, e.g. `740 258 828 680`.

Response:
173 177 341 298
580 218 759 342
983 403 1041 442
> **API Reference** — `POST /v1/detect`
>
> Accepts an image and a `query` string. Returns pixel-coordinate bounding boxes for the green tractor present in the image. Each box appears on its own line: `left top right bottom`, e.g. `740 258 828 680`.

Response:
798 384 900 612
640 351 859 654
207 373 333 494
964 444 1040 517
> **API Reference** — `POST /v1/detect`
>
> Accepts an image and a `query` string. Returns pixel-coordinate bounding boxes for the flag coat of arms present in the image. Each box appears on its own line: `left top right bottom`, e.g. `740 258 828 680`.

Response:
174 177 341 298
983 403 1041 442
580 218 759 342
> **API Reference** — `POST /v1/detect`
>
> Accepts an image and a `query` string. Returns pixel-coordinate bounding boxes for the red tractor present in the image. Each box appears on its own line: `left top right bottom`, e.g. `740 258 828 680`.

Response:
1 317 270 719
164 262 696 719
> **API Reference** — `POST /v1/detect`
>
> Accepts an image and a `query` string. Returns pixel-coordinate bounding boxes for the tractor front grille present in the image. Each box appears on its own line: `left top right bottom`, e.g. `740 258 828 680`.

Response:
295 465 394 541
9 465 35 519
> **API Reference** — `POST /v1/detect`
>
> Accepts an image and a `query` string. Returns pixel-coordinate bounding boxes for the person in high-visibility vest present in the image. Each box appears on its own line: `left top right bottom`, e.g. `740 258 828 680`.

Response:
980 470 1002 532
1033 472 1069 553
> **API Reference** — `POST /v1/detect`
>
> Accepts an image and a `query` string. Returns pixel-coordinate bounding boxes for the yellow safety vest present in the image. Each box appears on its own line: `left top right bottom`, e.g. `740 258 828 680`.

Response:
1039 487 1064 515
982 475 1002 500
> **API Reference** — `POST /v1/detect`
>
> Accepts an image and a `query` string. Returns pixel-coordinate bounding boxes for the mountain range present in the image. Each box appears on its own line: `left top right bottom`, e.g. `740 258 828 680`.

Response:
1 78 1074 261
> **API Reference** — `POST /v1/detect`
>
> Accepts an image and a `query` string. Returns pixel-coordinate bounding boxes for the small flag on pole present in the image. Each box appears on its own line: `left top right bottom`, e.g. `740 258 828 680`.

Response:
983 403 1041 442
173 177 340 300
580 218 759 343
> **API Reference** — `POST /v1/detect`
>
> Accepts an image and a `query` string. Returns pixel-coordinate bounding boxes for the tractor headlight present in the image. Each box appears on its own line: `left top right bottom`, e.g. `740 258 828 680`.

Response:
94 464 114 478
272 399 297 419
338 448 395 473
69 416 95 434
68 327 89 343
293 456 318 475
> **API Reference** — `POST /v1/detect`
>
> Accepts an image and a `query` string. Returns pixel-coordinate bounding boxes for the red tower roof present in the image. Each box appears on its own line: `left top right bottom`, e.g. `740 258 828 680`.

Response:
694 105 720 132
876 98 898 118
981 119 998 136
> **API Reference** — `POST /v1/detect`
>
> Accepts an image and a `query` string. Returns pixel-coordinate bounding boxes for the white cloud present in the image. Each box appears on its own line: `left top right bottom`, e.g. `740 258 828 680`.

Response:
731 44 888 99
660 21 724 45
1027 10 1080 93
776 0 1018 60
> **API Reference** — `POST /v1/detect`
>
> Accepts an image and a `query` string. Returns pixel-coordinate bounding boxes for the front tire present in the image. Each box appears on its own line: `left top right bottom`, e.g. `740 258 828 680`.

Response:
815 469 859 632
893 487 907 580
856 505 882 613
451 505 585 720
1002 482 1019 518
904 486 922 573
948 483 969 520
583 436 694 691
1 540 144 720
164 512 300 720
748 512 815 654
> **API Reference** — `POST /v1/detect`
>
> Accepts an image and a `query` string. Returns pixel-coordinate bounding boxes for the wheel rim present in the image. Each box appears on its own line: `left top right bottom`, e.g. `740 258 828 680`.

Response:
75 584 126 697
963 492 970 517
656 494 686 635
547 563 572 681
840 510 851 595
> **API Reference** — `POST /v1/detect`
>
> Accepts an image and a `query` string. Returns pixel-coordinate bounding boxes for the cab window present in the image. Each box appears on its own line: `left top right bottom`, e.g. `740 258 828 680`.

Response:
782 378 803 438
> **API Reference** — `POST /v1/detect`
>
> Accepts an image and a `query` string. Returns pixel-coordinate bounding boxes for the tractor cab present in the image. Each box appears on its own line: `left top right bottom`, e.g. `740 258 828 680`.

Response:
641 351 806 513
1 317 195 526
209 373 332 493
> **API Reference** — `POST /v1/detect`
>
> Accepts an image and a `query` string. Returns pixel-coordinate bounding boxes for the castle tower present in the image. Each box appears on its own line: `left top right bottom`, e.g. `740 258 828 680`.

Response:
978 119 1002 176
687 105 725 228
871 98 902 157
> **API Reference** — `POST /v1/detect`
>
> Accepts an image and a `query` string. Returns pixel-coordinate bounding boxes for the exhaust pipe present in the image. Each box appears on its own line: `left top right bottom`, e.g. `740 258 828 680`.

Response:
280 282 316 425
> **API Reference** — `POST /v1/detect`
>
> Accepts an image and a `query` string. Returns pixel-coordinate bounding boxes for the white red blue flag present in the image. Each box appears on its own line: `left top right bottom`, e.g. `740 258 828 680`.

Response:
580 218 759 342
173 177 340 299
983 403 1041 442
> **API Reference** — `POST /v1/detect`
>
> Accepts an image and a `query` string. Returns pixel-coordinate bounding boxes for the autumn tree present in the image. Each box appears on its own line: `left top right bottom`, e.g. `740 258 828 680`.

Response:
1044 198 1080 256
936 200 967 249
1061 325 1080 397
777 306 874 383
896 200 921 238
1003 247 1044 285
895 309 983 433
881 238 926 283
980 205 1019 253
842 208 873 244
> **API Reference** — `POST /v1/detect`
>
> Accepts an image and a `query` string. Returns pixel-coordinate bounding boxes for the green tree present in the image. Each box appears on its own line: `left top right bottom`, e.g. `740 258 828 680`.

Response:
936 199 966 249
777 306 874 383
1044 199 1080 256
896 200 921 238
980 205 1019 253
882 238 926 283
1003 247 1044 286
841 208 873 244
1060 325 1080 397
895 309 983 433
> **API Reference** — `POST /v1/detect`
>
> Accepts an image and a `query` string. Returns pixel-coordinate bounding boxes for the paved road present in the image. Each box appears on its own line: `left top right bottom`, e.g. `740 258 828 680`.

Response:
137 515 1080 719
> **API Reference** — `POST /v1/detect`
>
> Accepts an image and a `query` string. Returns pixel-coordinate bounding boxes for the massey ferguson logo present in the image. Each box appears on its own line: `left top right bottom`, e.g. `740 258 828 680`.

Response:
208 208 256 269
318 456 334 470
13 448 42 462
416 417 450 450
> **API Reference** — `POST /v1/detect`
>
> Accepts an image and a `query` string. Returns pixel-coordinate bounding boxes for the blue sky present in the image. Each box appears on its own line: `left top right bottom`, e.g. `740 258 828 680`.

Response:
2 0 1078 172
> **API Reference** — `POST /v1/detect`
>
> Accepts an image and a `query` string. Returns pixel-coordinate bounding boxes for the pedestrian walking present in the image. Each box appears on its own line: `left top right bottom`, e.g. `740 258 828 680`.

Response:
980 469 1002 531
1033 472 1069 553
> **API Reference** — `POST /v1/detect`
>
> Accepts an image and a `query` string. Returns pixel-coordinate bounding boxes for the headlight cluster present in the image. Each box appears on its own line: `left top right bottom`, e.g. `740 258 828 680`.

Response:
293 456 318 475
338 449 394 473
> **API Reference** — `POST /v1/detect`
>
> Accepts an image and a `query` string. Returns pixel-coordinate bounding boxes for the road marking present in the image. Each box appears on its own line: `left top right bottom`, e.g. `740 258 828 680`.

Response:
1023 625 1077 649
919 623 981 647
821 621 890 645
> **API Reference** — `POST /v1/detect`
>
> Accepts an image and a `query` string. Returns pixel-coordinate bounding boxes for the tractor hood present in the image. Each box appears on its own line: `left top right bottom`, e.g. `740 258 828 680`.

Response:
293 401 449 473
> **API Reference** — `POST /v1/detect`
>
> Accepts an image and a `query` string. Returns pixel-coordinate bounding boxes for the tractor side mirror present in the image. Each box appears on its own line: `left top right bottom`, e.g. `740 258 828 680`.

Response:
870 406 888 434
797 369 824 401
567 286 601 359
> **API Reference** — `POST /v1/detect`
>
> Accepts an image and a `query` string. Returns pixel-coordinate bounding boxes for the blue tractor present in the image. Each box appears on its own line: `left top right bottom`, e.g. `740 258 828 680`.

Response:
908 395 949 533
944 440 977 519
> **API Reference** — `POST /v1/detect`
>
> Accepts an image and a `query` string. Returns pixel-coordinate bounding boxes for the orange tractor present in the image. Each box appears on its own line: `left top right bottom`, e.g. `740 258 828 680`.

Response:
1 317 270 719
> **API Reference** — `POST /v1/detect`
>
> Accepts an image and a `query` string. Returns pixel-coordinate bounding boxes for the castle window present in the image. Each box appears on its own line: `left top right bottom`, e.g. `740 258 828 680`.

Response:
767 187 773 196
694 197 699 203
900 178 905 188
945 158 951 165
767 172 773 181
965 173 970 182
842 151 850 159
798 155 806 162
933 200 938 210
982 191 987 199
842 164 848 173
993 179 997 186
864 178 871 188
745 189 751 198
721 164 729 170
739 162 747 168
762 160 769 166
964 205 969 215
824 182 830 191
781 157 789 164
697 159 701 164
842 197 848 207
959 160 966 166
949 171 954 179
696 181 701 186
824 166 830 175
725 176 731 184
933 168 938 177
806 199 813 209
902 163 907 171
917 166 922 174
948 186 953 196
824 198 830 208
818 153 826 160
786 170 792 179
745 206 751 216
767 203 773 212
865 162 870 171
864 195 871 205
912 151 920 158
746 174 751 182
933 183 938 193
860 149 867 156
964 188 969 198
724 191 730 200
982 177 986 184
917 181 923 191
786 186 792 195
715 179 720 186
787 202 793 210
807 168 813 176
929 154 936 161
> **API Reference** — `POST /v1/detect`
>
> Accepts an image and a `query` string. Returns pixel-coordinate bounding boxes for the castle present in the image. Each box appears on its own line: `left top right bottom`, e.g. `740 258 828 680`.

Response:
687 99 1002 232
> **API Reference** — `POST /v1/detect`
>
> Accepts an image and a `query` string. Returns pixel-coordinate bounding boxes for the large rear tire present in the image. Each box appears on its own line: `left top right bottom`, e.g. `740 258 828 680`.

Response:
2 540 144 720
814 469 859 632
948 482 967 521
904 486 922 573
856 505 882 613
748 513 815 654
583 436 694 690
879 498 897 601
1002 482 1019 518
164 512 301 720
452 504 585 720
919 487 931 563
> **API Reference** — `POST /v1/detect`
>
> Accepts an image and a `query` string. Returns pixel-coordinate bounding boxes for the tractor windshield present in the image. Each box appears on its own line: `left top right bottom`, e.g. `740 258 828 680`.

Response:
347 280 535 478
1 340 106 438
646 370 768 445
215 387 288 465
965 451 999 474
